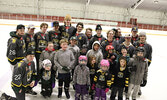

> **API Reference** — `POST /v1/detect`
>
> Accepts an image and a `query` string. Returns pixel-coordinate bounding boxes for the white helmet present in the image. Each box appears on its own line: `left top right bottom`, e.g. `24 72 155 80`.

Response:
42 59 52 68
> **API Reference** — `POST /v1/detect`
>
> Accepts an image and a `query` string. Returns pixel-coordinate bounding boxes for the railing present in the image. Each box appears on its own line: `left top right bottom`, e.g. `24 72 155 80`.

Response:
0 12 166 31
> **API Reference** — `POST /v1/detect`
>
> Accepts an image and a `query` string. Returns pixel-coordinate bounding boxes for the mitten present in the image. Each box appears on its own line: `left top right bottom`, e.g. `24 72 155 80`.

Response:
140 80 147 87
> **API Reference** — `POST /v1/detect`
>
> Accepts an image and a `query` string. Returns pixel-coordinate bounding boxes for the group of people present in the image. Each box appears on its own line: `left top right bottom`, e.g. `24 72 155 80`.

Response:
1 14 152 100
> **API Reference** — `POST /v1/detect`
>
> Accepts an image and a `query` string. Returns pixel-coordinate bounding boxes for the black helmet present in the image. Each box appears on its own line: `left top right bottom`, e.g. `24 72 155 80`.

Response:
136 47 145 53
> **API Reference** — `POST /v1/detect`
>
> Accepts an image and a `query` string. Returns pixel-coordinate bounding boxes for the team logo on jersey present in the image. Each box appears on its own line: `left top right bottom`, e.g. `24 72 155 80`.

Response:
42 71 51 81
9 50 16 55
27 71 32 82
79 36 82 40
99 75 105 81
118 72 124 78
26 37 30 42
37 35 41 39
28 41 35 49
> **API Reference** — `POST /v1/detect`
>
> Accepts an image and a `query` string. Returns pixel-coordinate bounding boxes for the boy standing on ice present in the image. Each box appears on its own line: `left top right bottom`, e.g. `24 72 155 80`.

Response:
54 38 75 99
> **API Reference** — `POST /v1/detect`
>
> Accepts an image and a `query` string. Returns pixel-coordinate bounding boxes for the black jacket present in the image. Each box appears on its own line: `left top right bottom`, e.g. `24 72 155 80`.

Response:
7 31 26 65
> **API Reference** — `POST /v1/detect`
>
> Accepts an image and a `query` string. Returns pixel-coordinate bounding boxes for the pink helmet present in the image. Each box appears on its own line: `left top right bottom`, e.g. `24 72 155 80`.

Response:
100 59 110 67
79 55 87 61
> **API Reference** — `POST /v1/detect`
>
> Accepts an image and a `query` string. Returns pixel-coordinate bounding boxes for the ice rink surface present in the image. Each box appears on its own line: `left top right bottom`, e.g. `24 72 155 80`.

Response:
0 19 167 100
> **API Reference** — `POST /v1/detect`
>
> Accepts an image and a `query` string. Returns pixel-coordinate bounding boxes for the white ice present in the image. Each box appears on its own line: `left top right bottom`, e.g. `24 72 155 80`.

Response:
0 19 167 100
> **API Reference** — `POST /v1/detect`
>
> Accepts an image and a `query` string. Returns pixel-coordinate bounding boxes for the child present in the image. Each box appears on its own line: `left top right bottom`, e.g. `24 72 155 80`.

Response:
126 47 148 100
117 47 130 63
40 59 55 98
110 56 129 100
54 38 75 99
87 56 99 99
86 41 103 67
92 59 112 100
73 55 90 100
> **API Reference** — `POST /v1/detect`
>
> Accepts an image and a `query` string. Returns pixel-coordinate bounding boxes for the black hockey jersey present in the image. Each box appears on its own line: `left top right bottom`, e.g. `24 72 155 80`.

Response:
88 34 106 50
34 32 49 54
112 63 129 88
7 31 26 65
48 30 61 51
23 33 36 51
93 69 112 89
11 59 36 92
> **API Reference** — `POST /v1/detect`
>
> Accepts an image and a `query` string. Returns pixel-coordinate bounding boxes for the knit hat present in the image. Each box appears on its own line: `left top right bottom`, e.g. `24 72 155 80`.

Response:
52 21 59 27
96 24 102 30
26 49 35 56
139 31 146 37
100 59 110 67
16 24 25 30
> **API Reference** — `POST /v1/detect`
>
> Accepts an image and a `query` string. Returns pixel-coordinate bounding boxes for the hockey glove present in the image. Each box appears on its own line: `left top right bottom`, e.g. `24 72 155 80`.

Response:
62 66 70 72
140 80 147 87
105 88 109 93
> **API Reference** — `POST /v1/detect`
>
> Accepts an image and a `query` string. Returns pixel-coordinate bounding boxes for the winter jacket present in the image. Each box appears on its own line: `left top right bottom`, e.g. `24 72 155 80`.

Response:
73 65 90 85
86 41 103 67
34 31 49 54
93 69 112 89
131 35 139 44
128 57 148 85
89 34 106 50
39 48 56 70
54 48 75 74
23 33 36 51
7 31 26 65
48 30 61 51
11 59 36 93
133 41 152 66
68 44 80 67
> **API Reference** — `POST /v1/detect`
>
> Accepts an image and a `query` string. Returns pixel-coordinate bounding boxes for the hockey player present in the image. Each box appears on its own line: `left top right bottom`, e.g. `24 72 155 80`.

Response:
101 30 120 56
119 34 135 57
87 56 99 99
64 14 75 37
54 38 75 99
133 32 152 66
126 47 148 100
34 23 49 76
39 42 56 71
71 22 88 50
2 49 37 100
89 24 106 49
73 56 90 100
7 24 26 71
23 24 36 52
48 21 61 51
110 56 130 100
112 28 124 44
131 26 139 44
86 41 103 67
85 28 93 44
40 59 55 98
91 59 112 100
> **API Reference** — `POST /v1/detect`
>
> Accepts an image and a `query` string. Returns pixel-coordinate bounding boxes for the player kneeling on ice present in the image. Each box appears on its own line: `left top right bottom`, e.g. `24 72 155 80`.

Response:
40 59 55 98
1 49 37 100
92 59 112 100
110 56 130 100
126 47 148 100
73 55 90 100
